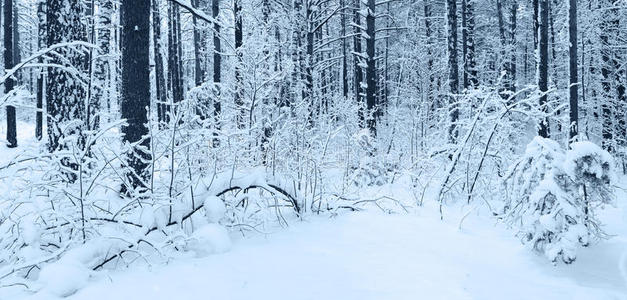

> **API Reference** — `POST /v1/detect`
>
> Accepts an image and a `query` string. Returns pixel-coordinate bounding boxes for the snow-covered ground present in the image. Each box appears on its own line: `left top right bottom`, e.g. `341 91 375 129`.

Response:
2 122 626 300
7 205 624 300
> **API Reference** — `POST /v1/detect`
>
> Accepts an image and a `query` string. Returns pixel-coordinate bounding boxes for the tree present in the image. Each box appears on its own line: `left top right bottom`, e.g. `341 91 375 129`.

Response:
538 0 550 138
568 0 578 143
91 0 114 129
121 0 151 190
424 1 436 104
365 0 377 135
599 1 625 152
509 1 517 94
340 0 348 98
234 0 244 129
4 0 17 148
212 0 221 135
167 2 183 111
36 0 45 141
192 0 205 87
47 0 88 152
153 0 167 124
461 0 477 89
353 0 364 125
447 0 459 144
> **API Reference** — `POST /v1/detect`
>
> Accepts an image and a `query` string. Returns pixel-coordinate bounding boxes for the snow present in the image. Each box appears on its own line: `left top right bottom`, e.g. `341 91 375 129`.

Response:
4 203 624 300
186 224 232 256
203 196 226 223
38 261 90 298
1 124 626 299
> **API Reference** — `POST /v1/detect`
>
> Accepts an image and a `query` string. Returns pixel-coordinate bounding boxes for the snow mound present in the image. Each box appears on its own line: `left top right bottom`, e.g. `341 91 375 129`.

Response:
187 224 232 257
38 261 90 297
203 196 226 223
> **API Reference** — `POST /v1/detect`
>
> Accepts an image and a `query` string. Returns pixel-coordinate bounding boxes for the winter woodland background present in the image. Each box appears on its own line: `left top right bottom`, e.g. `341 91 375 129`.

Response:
0 0 626 298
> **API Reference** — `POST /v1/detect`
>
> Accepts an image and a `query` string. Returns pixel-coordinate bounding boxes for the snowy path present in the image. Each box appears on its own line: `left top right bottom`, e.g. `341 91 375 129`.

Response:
34 210 626 300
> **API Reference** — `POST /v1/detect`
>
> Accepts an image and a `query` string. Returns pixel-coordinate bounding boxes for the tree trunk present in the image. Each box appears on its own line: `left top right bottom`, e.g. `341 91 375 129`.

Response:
568 0 578 143
4 0 17 148
424 1 435 104
92 0 113 130
341 0 348 98
192 0 205 87
305 1 314 125
462 0 468 89
167 2 183 109
365 0 377 135
153 0 167 124
497 0 507 89
36 1 45 141
447 0 459 144
47 0 87 152
538 0 550 138
121 0 151 190
234 0 244 129
353 0 364 125
212 0 221 137
509 1 517 93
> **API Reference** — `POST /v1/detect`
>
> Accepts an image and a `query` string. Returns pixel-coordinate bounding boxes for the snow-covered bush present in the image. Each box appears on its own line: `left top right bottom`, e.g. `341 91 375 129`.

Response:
351 129 389 187
503 137 614 264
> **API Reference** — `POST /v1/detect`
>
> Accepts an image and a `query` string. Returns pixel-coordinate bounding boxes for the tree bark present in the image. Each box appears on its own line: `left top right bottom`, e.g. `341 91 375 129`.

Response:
153 0 167 124
121 0 151 190
568 0 578 143
192 0 205 87
538 0 550 138
365 0 377 135
4 0 17 148
212 0 221 137
234 0 244 129
36 1 45 140
46 0 88 152
462 0 478 89
353 0 364 125
447 0 459 144
92 0 113 130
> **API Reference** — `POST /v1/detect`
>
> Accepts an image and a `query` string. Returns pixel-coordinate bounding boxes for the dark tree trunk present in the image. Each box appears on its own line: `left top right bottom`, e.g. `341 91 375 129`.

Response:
305 2 314 104
90 0 113 131
461 0 468 89
4 0 17 148
533 0 538 51
509 1 517 93
538 0 550 138
599 2 625 151
341 0 348 98
153 0 167 124
353 0 364 125
497 0 507 87
121 0 151 190
424 1 435 104
234 0 244 129
497 0 516 95
365 0 377 135
167 2 183 110
36 1 45 140
568 0 578 142
304 1 315 126
47 0 88 152
212 0 221 135
447 0 459 143
192 0 205 87
382 2 390 115
175 5 184 102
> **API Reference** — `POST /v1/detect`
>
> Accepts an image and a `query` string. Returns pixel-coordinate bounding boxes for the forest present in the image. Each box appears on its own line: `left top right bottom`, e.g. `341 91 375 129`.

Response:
0 0 626 298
